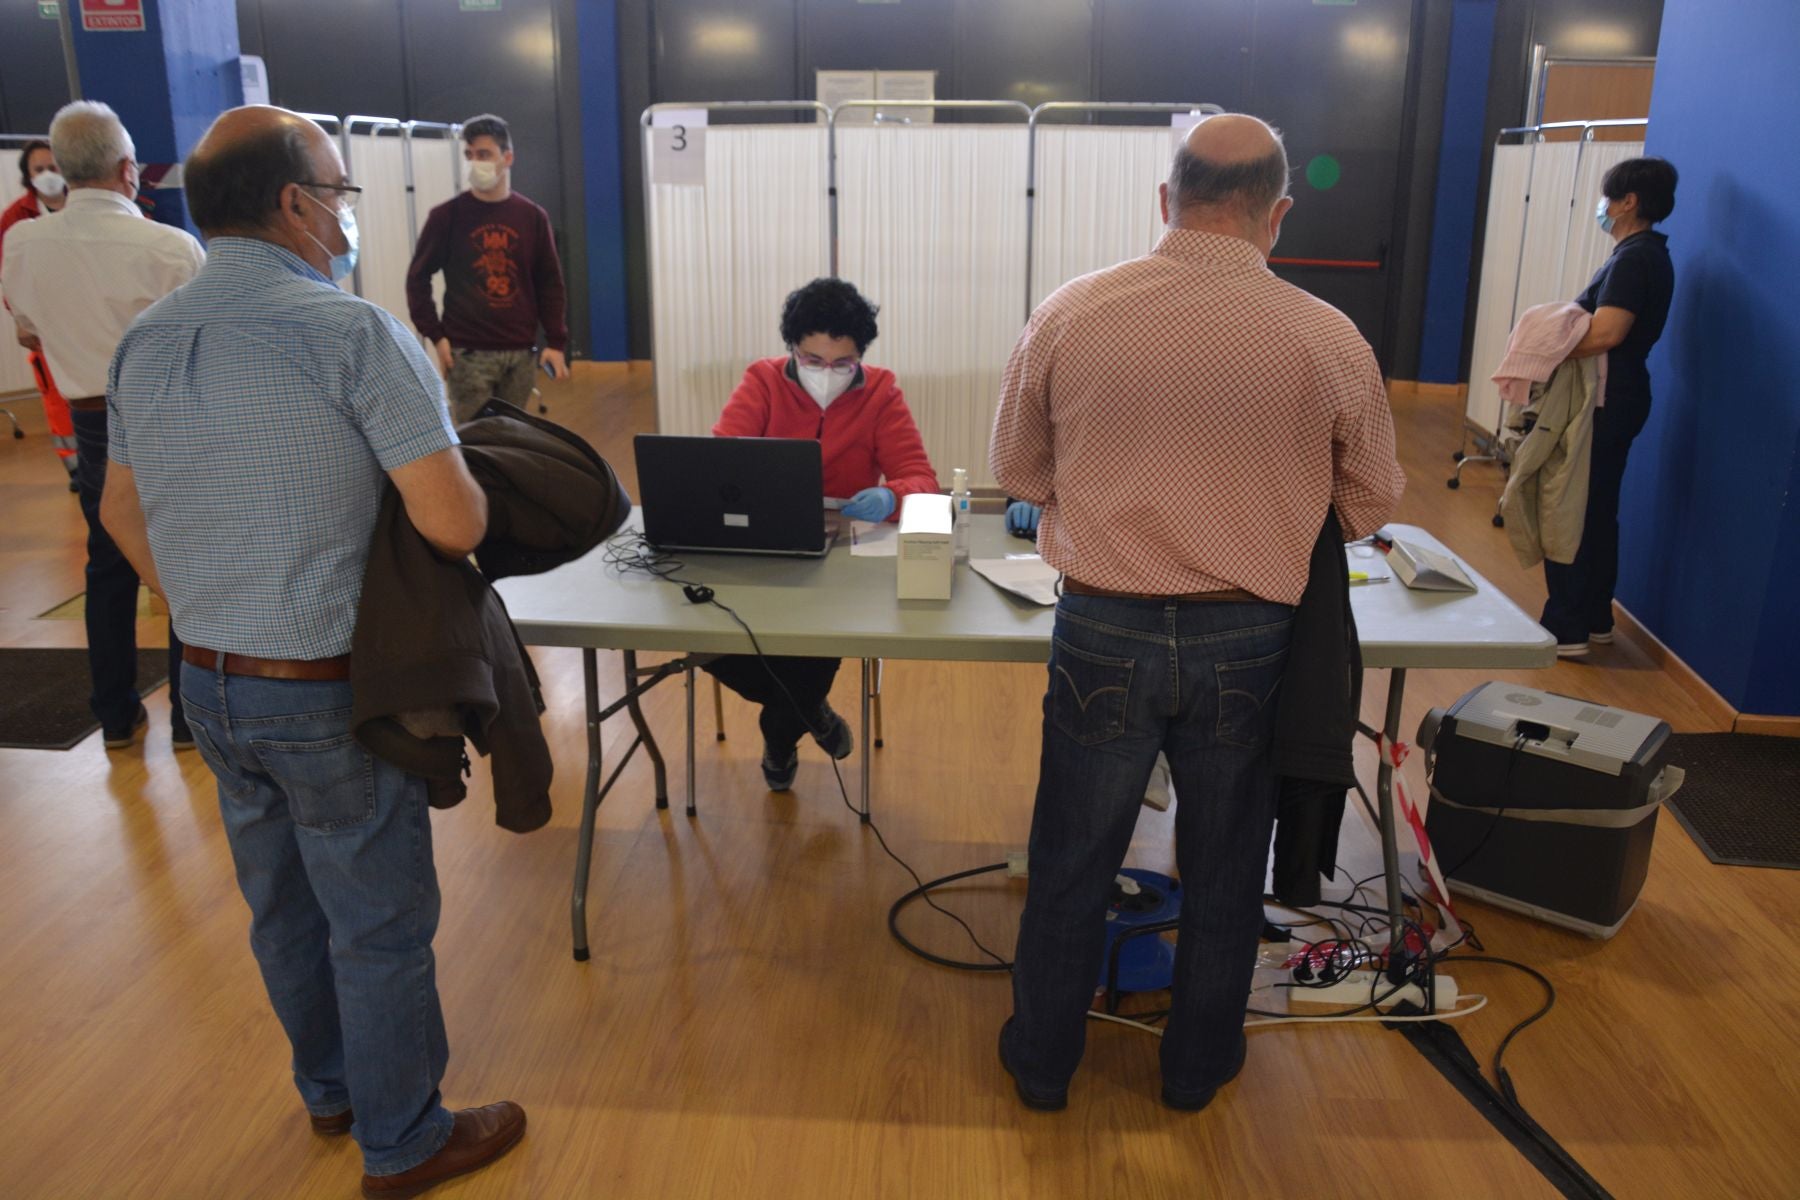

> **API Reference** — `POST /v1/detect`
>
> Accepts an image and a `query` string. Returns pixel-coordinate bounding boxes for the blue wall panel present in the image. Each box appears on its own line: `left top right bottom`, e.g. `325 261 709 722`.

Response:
578 0 629 360
1418 0 1496 384
1617 0 1800 714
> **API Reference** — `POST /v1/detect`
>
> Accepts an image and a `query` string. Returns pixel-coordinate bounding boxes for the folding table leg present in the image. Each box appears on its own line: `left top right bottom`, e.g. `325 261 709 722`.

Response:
571 649 603 961
1376 668 1409 950
872 657 885 749
685 664 697 817
859 658 872 823
623 650 668 809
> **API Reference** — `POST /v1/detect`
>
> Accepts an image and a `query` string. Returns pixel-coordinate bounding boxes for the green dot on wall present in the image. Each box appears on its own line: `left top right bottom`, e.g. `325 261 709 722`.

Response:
1306 154 1342 191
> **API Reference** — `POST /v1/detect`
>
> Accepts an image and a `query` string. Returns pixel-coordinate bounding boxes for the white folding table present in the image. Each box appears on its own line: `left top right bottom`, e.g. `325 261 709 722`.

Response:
497 517 1555 960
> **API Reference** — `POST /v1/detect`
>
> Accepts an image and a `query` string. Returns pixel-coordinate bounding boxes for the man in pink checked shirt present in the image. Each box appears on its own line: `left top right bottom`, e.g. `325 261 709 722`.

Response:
991 114 1405 1115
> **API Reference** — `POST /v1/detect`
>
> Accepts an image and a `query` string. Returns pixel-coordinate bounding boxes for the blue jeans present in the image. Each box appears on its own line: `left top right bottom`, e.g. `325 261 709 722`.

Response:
71 407 182 729
180 663 454 1175
1006 595 1294 1100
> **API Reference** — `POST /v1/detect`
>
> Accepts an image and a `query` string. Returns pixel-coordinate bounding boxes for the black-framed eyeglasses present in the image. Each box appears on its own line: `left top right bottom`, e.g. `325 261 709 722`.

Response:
298 181 363 212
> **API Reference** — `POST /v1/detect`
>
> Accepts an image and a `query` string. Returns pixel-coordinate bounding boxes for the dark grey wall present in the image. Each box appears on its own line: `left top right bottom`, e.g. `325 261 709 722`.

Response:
1095 0 1252 107
617 0 1425 362
1 0 1664 372
1248 0 1421 366
235 0 567 223
1486 0 1665 136
236 0 409 119
1387 0 1456 381
1455 0 1663 378
234 0 589 355
0 5 72 134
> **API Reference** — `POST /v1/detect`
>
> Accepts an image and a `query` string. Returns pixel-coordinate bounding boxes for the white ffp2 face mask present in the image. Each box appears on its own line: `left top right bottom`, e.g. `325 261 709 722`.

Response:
797 362 855 409
31 170 66 198
467 160 502 192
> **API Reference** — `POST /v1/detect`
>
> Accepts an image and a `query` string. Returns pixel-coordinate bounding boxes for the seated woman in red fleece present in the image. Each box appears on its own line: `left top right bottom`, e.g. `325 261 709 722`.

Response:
706 277 938 792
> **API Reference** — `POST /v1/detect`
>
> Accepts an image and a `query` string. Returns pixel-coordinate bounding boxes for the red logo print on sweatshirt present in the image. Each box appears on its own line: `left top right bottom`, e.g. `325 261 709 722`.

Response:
470 224 521 309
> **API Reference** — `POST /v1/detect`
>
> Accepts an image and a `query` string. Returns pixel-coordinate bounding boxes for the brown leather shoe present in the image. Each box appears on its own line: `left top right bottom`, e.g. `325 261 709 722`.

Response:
310 1108 354 1136
360 1102 526 1199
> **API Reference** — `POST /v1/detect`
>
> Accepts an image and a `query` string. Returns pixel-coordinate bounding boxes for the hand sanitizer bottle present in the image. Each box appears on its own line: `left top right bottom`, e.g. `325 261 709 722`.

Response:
951 468 972 561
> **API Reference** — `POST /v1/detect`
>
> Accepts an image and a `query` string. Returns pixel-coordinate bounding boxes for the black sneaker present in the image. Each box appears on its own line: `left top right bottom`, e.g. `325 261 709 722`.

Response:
102 703 149 750
1161 1033 1248 1112
761 745 799 792
171 717 196 752
811 705 854 761
998 1018 1067 1112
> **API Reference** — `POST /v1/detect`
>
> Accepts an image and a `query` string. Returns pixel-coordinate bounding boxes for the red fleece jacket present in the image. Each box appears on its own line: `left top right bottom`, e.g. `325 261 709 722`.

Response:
713 357 940 519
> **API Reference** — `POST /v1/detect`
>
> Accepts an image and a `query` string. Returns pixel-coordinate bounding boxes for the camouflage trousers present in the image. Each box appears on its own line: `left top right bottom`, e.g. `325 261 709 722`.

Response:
445 347 537 426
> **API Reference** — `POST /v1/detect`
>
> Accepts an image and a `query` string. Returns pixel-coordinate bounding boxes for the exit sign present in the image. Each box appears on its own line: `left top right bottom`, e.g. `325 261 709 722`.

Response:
460 0 501 9
39 2 59 19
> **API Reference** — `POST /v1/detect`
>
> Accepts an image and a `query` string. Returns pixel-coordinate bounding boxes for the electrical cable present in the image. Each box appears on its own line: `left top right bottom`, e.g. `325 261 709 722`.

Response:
606 532 1010 970
1441 953 1556 1109
1435 732 1527 881
888 864 1013 971
1089 994 1490 1037
609 534 1554 1097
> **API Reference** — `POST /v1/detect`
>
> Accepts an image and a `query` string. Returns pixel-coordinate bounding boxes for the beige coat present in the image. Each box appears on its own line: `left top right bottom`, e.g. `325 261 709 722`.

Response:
1500 356 1599 568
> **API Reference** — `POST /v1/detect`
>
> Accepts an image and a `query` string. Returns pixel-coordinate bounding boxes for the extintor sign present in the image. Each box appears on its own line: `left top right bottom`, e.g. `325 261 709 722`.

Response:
82 0 145 31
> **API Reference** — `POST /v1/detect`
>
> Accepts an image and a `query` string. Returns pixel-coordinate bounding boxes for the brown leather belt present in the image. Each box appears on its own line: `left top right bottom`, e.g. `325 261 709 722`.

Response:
1062 578 1262 603
183 645 351 681
67 395 107 412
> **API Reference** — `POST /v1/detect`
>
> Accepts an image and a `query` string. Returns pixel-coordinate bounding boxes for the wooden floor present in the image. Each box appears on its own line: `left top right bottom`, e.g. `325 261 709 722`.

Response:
0 367 1795 1199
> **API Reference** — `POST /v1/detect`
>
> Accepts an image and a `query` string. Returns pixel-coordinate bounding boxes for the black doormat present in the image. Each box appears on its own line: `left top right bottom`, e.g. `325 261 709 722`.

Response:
0 648 171 751
1664 733 1800 870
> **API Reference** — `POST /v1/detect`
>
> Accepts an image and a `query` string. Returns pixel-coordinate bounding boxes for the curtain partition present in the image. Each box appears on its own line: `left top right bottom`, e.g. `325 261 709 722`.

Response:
1465 121 1647 438
833 107 1030 487
643 100 1225 487
1027 104 1220 316
0 117 460 408
644 107 831 440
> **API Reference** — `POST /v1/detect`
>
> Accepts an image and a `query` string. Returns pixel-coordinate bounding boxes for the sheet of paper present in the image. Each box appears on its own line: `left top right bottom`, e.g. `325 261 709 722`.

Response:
970 555 1060 606
848 520 899 557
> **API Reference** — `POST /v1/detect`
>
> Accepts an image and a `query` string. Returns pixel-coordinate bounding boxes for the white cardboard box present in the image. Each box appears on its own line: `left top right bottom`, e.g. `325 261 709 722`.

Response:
897 493 953 601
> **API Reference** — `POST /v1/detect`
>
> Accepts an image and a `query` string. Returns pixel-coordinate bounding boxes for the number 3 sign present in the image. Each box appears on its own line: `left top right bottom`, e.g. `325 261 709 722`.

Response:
650 109 707 187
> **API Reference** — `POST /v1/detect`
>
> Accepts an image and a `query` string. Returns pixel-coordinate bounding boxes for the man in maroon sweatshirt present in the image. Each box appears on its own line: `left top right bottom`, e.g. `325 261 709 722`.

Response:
406 113 569 424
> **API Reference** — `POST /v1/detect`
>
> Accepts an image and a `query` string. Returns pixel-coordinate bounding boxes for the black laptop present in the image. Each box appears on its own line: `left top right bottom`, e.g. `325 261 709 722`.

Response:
634 434 836 557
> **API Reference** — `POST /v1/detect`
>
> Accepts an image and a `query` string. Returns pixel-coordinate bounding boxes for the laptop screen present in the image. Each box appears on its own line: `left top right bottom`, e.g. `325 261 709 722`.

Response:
634 435 830 555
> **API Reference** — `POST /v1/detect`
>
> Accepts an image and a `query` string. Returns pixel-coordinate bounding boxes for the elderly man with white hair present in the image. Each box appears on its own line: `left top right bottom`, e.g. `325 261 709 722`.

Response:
1 100 205 751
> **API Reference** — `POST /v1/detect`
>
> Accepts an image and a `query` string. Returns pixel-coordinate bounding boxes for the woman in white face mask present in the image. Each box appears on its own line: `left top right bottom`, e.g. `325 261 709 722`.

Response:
1 140 78 490
704 277 939 792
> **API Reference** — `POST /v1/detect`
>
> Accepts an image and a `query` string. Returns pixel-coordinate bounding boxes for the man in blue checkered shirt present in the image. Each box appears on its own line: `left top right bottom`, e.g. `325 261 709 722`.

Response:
100 107 525 1197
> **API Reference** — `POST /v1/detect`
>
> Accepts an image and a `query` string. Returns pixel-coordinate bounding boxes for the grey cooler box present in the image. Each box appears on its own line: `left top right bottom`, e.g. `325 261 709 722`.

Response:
1420 682 1685 939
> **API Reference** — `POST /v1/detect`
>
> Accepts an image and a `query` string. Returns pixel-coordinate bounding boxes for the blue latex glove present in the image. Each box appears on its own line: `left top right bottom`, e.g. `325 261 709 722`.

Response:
1006 500 1042 539
841 486 896 523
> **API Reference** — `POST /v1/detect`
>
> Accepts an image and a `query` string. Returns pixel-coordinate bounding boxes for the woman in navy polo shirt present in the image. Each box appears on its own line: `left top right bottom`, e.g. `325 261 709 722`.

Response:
1545 157 1678 657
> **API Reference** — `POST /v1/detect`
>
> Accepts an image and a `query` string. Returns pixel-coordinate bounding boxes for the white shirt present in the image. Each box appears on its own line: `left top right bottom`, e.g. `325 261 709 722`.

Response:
0 188 205 398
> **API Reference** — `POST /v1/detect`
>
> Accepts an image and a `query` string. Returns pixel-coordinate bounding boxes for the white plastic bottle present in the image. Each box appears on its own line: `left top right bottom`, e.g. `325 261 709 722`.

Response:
951 467 972 560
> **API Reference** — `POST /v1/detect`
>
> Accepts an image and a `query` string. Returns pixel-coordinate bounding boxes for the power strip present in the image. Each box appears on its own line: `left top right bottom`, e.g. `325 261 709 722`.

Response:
1283 972 1459 1012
